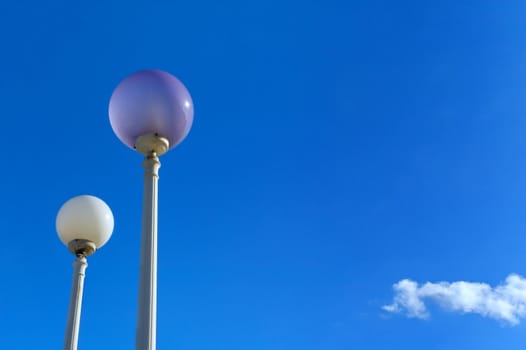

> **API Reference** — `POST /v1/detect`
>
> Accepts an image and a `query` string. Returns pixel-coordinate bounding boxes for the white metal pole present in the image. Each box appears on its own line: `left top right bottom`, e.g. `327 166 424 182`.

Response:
63 256 88 350
136 152 160 350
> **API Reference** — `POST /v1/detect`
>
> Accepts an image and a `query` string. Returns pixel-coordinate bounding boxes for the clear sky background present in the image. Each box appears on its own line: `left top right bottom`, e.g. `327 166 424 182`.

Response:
1 0 526 349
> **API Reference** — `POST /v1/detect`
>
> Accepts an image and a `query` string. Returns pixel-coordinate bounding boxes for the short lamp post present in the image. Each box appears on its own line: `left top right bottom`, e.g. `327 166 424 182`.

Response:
56 195 114 350
108 70 194 350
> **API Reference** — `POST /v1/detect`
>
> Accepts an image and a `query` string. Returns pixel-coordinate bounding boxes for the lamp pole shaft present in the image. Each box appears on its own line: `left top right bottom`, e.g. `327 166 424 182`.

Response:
63 256 88 350
136 153 160 350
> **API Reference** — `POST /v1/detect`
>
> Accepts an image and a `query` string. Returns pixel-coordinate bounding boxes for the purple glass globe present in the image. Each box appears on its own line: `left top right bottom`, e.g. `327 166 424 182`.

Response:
109 69 194 151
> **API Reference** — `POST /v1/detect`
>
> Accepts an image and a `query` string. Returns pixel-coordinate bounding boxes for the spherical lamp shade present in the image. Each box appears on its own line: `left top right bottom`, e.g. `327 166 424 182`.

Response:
109 69 194 151
56 195 114 249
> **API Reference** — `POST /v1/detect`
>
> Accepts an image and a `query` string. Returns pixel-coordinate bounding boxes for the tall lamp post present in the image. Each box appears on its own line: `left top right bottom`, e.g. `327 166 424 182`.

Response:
108 70 194 350
56 195 114 350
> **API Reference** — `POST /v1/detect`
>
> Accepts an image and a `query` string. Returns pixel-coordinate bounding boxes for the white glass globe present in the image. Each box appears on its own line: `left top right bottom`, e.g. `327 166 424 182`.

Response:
56 195 114 249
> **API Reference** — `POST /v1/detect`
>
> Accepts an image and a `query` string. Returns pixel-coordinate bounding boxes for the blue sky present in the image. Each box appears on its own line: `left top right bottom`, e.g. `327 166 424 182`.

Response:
1 0 526 349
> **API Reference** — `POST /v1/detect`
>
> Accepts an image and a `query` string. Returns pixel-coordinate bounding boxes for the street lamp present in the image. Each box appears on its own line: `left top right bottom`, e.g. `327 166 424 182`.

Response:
56 195 114 350
108 69 194 350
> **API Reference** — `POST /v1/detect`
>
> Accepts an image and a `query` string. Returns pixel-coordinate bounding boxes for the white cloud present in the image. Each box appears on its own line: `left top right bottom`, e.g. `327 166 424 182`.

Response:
383 274 526 325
